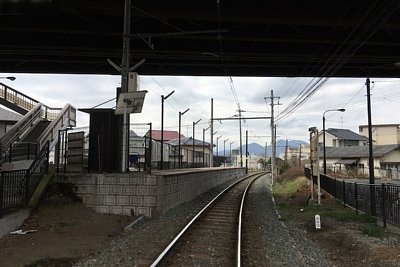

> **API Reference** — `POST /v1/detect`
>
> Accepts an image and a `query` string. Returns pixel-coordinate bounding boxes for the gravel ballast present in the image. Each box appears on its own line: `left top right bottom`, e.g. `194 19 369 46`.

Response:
76 174 330 266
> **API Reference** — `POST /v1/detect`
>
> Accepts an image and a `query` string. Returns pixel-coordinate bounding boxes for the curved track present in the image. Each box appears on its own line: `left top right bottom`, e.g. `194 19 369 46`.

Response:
150 172 266 267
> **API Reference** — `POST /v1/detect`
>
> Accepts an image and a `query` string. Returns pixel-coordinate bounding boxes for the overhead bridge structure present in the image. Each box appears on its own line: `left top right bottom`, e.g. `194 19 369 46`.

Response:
1 0 400 77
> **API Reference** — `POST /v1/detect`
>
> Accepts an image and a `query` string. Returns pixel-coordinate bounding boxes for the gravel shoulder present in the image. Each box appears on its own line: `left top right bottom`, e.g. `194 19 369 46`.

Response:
4 173 399 266
273 176 400 267
76 174 332 267
243 175 330 266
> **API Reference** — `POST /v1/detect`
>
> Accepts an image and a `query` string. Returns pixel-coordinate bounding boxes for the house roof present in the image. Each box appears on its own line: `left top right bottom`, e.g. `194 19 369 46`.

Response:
146 130 184 141
167 137 210 147
326 128 369 141
325 144 399 158
0 107 22 122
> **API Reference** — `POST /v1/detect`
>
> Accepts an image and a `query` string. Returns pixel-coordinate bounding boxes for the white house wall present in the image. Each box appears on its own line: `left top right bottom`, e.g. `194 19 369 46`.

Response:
380 150 400 163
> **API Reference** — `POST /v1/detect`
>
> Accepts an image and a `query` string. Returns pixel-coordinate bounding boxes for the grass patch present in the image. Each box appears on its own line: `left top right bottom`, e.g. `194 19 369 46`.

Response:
273 176 307 198
273 174 383 238
360 224 385 238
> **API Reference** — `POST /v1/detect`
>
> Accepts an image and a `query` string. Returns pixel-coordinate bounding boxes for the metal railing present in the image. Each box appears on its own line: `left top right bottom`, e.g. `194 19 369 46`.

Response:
4 142 38 163
128 136 211 172
0 142 49 218
37 103 76 151
0 82 38 111
305 167 400 226
0 82 61 121
0 103 43 158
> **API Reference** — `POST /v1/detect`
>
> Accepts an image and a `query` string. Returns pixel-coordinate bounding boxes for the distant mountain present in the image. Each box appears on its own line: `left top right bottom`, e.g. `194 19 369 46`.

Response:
216 139 308 157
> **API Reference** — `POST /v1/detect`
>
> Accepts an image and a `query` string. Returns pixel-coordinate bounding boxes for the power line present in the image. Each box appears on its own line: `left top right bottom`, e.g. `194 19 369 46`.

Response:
277 1 399 122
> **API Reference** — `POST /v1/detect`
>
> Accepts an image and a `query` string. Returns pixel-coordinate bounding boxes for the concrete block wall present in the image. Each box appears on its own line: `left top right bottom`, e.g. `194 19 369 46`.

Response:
63 168 245 218
63 173 157 217
158 168 245 214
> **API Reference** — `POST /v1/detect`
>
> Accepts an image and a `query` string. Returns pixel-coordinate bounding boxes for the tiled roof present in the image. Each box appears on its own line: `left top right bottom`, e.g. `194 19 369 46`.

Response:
325 144 399 158
167 137 210 147
326 128 369 141
146 130 184 141
0 107 22 122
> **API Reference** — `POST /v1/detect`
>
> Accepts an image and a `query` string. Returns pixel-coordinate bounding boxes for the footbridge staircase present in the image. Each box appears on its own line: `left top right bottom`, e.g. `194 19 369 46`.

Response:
0 82 76 217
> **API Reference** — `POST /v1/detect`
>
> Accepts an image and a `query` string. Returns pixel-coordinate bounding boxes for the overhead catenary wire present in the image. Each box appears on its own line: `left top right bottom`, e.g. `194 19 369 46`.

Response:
141 79 209 124
277 1 399 122
279 0 360 102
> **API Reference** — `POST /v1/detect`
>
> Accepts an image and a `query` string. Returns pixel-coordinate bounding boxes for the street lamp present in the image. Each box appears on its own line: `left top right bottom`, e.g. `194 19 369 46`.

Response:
160 90 175 170
323 108 345 174
203 126 210 167
216 135 222 158
192 119 202 167
178 108 190 168
223 138 229 166
0 76 16 81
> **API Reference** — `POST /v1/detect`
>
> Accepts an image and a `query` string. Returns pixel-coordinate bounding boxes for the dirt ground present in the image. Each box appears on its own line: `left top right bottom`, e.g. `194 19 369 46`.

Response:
0 185 128 267
2 179 400 266
274 176 400 267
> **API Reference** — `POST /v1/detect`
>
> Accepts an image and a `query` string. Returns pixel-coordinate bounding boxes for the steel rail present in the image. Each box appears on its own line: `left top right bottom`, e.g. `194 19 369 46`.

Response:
237 174 263 267
150 172 265 267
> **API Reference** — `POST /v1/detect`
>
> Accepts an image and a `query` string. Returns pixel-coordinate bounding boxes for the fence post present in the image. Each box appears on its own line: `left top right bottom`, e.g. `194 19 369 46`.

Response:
334 178 337 198
381 183 386 228
354 182 358 214
45 141 50 174
24 170 30 204
9 143 12 163
342 181 346 207
0 173 3 218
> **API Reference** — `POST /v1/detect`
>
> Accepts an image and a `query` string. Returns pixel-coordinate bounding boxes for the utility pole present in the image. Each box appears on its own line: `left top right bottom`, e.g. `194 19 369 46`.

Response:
284 138 288 164
210 98 214 167
238 106 244 167
120 0 131 172
265 90 280 185
299 144 302 167
366 77 376 215
245 130 248 174
264 141 267 171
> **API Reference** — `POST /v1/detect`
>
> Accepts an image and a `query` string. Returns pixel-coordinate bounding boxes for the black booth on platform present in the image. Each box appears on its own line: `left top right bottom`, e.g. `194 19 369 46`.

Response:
80 108 122 173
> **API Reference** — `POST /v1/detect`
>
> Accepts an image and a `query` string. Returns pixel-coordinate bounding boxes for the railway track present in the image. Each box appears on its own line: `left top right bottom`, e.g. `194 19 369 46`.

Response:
150 172 266 267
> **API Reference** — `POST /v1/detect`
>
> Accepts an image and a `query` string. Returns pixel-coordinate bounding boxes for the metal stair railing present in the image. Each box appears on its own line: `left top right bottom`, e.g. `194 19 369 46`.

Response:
0 82 61 120
0 82 38 113
38 103 77 151
0 141 49 218
0 103 43 157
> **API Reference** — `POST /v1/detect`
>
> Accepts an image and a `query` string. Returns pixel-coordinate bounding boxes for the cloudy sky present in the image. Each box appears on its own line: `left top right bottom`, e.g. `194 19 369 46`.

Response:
1 73 399 148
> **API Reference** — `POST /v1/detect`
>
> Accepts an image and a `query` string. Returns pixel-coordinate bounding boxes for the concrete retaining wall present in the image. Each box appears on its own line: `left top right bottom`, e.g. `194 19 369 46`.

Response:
0 209 30 238
63 168 245 218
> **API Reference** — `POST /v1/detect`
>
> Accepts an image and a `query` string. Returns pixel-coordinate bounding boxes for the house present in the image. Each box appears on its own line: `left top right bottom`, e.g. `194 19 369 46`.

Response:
359 124 400 145
167 137 211 167
319 128 369 147
0 107 22 138
278 144 310 166
323 144 400 178
145 130 184 142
